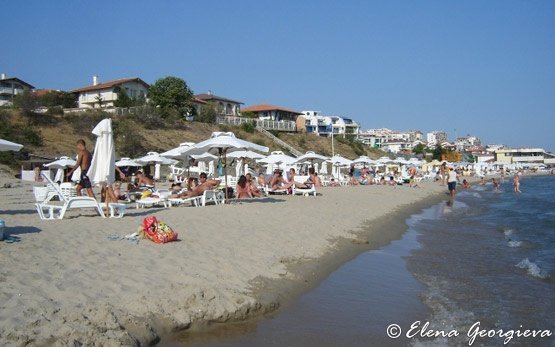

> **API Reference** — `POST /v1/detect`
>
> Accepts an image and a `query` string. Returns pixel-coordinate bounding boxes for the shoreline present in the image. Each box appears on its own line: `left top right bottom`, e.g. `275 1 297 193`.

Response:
2 173 547 346
164 191 446 345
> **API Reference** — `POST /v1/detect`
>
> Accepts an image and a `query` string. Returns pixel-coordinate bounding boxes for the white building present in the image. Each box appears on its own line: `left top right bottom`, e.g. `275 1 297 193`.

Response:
0 73 35 106
495 148 555 165
299 111 360 137
455 135 481 151
71 76 149 109
381 140 412 153
426 131 448 147
194 91 243 116
358 128 422 150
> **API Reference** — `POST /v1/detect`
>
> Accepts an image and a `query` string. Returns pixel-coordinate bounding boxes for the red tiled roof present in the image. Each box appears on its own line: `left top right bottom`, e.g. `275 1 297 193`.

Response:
193 97 208 104
242 104 302 115
70 77 149 93
33 89 60 97
194 93 243 105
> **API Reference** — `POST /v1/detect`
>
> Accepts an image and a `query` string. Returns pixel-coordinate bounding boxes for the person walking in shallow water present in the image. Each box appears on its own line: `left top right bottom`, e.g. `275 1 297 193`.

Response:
513 174 521 193
447 167 459 198
492 178 500 192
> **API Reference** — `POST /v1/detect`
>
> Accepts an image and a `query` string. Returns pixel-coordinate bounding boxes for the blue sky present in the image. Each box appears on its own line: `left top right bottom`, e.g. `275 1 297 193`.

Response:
3 1 554 151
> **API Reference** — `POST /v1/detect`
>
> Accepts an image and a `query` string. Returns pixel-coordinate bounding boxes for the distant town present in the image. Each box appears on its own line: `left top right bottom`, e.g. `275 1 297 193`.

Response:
1 72 554 165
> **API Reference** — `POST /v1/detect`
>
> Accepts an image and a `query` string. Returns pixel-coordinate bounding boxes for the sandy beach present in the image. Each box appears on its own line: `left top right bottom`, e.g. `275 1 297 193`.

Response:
0 170 448 346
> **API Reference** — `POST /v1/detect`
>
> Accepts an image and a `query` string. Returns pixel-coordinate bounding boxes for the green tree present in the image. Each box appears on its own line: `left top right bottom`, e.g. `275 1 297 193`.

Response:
412 143 426 155
95 93 104 108
196 101 218 123
39 91 77 109
148 76 194 117
432 144 445 160
241 111 257 119
113 88 133 108
13 89 39 114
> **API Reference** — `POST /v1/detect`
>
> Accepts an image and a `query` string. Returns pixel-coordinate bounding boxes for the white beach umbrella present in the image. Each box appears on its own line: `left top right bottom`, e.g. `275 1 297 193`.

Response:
44 156 77 169
328 155 353 180
0 138 23 152
191 152 219 162
328 155 353 166
182 132 269 199
136 152 177 165
294 151 328 164
161 142 196 158
87 118 115 185
353 156 375 165
227 150 265 160
115 157 142 167
258 151 297 166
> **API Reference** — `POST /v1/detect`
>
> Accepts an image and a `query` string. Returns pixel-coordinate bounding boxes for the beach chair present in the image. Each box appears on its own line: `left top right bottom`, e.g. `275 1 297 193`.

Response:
35 173 105 220
200 190 224 206
168 195 201 207
135 189 171 208
292 176 317 196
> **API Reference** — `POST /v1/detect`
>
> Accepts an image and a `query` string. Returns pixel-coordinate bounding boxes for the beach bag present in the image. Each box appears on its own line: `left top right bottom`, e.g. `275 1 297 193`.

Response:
142 216 178 244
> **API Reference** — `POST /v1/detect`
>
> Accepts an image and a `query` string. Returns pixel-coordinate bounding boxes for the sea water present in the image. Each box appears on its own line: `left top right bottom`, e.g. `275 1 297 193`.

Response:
406 175 555 346
169 175 554 347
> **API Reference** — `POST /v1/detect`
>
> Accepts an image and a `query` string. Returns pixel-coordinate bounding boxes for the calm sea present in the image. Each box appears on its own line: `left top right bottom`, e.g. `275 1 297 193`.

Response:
167 175 555 347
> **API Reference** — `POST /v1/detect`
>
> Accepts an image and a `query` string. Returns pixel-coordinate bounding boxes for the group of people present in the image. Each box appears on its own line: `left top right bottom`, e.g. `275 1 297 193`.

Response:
441 161 524 198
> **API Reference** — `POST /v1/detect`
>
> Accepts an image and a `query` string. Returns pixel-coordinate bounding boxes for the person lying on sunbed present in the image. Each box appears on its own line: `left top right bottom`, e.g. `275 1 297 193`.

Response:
235 175 253 199
246 173 263 197
178 172 220 198
307 167 322 188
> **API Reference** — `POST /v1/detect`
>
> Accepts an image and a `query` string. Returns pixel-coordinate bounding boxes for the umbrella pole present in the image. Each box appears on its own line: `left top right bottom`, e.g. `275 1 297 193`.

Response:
224 150 229 203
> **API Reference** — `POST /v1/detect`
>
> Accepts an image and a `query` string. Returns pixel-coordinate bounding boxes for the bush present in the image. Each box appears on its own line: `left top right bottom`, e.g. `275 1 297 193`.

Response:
63 111 109 136
126 105 167 129
47 106 64 116
240 122 255 133
112 119 147 158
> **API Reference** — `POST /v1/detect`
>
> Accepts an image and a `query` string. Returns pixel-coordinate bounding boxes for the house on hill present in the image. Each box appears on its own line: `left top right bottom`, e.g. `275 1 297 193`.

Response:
71 76 149 109
241 104 303 122
0 73 35 106
194 91 243 116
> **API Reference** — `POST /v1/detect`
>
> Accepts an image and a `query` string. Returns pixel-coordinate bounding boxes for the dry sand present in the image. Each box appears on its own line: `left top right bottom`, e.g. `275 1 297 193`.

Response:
0 169 448 346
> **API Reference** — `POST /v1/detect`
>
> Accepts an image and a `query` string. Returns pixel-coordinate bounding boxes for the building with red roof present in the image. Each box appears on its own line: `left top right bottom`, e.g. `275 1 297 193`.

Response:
241 103 303 122
70 76 149 109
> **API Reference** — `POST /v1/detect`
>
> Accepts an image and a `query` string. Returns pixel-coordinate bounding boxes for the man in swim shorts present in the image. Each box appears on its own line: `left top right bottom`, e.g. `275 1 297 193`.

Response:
67 139 95 197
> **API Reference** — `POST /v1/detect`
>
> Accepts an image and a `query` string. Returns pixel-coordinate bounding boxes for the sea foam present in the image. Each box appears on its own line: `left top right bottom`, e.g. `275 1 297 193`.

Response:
516 258 549 279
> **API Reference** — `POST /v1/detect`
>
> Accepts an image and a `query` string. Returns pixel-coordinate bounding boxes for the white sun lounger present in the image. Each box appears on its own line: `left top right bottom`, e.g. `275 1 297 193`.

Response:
35 173 106 220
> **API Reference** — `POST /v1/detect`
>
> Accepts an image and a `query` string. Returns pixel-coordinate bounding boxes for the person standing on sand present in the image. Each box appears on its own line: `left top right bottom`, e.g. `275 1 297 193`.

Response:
447 167 459 198
440 162 447 186
513 174 521 193
67 139 94 197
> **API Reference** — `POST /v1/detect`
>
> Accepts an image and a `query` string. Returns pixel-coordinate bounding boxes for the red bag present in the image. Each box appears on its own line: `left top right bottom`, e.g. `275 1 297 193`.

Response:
142 216 178 244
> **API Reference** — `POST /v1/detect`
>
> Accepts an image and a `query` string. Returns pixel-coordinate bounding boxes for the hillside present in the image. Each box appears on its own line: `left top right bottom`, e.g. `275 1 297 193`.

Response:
0 109 385 165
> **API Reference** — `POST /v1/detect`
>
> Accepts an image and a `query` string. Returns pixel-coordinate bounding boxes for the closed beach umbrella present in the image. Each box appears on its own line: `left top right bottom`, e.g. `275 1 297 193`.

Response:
0 138 23 152
87 118 115 186
320 161 328 174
